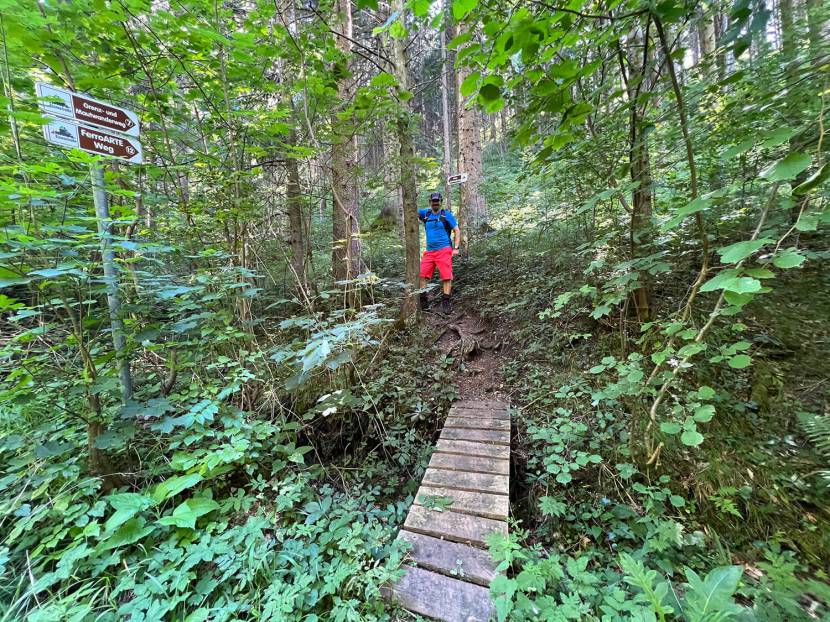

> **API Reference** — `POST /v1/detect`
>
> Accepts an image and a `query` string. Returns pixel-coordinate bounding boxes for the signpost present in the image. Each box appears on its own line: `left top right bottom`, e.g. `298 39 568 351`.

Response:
37 84 142 402
36 82 140 136
447 172 468 185
42 118 143 164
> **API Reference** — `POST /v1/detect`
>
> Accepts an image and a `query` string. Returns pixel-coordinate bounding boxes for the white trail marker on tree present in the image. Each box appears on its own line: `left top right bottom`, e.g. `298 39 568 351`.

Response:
447 172 468 185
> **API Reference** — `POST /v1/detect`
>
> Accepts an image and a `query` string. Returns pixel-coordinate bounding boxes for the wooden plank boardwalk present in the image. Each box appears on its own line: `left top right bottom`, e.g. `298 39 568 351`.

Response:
385 399 511 622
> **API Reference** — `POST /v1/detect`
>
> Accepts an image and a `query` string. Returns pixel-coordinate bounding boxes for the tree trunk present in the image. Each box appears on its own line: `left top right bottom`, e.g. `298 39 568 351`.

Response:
779 0 795 55
805 0 826 54
622 24 654 323
440 20 453 210
286 151 308 299
391 0 421 321
698 9 716 76
331 0 362 292
456 27 486 236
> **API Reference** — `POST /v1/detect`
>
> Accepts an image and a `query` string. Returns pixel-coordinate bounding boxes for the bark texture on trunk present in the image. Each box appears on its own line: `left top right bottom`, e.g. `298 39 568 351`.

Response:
391 0 421 321
698 9 717 76
286 152 308 297
623 23 655 323
455 28 486 235
440 23 453 210
331 0 362 286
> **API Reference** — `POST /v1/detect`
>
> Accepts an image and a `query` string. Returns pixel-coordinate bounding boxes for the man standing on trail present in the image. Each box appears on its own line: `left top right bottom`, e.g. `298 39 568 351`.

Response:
418 192 461 315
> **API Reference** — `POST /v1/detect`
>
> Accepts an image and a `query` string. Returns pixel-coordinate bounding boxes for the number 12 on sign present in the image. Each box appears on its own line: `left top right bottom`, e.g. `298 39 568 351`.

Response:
43 118 143 164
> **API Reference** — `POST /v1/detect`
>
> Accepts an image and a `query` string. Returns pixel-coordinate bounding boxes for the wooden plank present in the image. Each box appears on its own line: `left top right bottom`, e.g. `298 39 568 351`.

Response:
422 468 509 495
436 439 510 460
429 451 510 475
454 400 509 410
385 564 494 622
441 427 510 445
396 530 498 586
445 417 510 431
448 412 510 425
416 485 509 521
404 504 507 547
449 406 510 420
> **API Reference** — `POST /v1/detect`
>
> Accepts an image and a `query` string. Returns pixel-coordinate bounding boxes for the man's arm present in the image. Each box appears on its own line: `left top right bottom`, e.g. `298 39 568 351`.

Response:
452 226 461 252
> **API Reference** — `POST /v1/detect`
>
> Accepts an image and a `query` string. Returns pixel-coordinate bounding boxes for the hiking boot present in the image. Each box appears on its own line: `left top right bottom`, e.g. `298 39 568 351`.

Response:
419 292 429 310
440 293 452 315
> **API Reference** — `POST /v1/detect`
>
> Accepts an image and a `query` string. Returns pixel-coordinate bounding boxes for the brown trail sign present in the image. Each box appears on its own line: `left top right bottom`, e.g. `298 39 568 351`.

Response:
42 118 143 164
36 82 140 137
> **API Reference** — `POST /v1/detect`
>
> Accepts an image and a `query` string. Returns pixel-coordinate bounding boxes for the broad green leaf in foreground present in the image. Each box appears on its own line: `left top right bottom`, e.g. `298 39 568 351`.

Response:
772 248 806 269
760 152 811 181
152 473 204 503
717 238 772 264
158 498 220 529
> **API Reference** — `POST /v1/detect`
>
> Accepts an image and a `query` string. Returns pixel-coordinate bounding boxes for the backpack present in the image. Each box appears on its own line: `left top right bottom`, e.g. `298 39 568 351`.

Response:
420 209 453 238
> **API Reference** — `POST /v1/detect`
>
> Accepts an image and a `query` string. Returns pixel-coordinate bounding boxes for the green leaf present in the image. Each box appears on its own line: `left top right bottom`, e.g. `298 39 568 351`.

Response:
158 497 220 529
452 0 478 20
760 126 798 148
697 386 716 400
699 268 739 292
681 429 704 446
556 472 573 484
717 238 771 264
795 208 820 232
539 495 567 517
460 71 480 97
720 139 755 159
99 517 154 551
682 566 744 617
479 83 501 101
723 291 755 306
760 152 811 181
105 493 154 532
669 495 686 507
370 73 397 88
152 473 204 503
660 422 682 434
410 0 431 17
792 162 830 195
389 20 407 38
662 196 713 230
728 354 752 369
693 405 716 423
772 248 806 269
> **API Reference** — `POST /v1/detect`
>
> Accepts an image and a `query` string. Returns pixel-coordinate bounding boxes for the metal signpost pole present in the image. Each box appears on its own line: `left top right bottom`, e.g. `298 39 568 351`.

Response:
90 162 133 402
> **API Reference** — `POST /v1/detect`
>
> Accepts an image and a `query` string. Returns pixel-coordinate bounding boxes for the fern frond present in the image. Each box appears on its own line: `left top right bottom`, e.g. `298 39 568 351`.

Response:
799 412 830 458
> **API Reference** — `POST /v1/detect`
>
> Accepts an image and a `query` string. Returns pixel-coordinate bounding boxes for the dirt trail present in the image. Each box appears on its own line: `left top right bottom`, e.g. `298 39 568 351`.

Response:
425 301 510 402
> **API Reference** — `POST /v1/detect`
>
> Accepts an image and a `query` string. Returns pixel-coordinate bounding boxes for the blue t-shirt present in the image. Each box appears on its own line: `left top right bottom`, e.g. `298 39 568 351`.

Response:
419 208 458 251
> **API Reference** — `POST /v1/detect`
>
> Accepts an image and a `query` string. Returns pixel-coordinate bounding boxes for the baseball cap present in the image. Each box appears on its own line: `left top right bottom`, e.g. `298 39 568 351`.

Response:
429 192 442 201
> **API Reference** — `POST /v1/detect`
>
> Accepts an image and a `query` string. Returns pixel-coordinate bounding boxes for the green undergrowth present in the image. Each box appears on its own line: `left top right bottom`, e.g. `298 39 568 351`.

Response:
0 238 457 621
458 221 830 620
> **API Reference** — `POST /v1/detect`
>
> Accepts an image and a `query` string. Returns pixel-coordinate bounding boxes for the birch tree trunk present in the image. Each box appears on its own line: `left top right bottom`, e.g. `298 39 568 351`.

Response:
698 8 716 76
331 0 362 291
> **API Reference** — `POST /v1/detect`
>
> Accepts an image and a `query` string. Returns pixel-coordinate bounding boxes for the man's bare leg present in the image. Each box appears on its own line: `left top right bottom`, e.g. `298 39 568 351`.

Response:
443 280 452 295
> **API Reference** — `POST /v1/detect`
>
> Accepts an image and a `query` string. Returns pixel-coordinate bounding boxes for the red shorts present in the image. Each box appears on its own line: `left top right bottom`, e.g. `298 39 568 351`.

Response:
420 246 453 281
